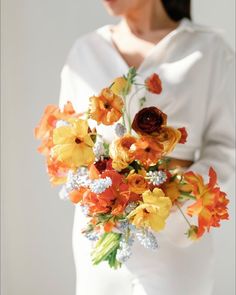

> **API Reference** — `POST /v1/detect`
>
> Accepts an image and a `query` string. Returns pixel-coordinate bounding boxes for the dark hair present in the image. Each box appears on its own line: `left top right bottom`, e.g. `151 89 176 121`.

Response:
161 0 191 21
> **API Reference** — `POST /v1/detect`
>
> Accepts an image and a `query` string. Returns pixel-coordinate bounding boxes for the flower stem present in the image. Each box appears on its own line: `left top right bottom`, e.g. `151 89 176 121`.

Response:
176 203 192 228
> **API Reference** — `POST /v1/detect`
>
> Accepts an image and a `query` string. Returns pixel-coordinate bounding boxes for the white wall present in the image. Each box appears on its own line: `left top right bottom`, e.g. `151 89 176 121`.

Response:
1 1 235 295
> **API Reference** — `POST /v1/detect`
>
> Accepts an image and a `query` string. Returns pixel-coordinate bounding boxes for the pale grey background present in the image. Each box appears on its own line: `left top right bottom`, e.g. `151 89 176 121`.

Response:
1 1 235 295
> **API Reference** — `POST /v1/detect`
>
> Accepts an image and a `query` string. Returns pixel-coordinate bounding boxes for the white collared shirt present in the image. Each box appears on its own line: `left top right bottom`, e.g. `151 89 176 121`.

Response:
60 18 235 186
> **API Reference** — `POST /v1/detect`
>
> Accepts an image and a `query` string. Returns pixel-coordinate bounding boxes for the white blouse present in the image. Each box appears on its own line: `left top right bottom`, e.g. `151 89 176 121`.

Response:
59 18 235 295
60 18 235 186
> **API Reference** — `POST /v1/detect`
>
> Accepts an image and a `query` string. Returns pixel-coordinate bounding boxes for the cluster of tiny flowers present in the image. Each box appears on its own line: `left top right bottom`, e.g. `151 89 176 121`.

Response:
59 168 91 200
116 235 134 263
115 123 127 137
89 177 112 194
56 120 69 128
84 231 100 242
81 205 90 216
93 141 105 160
66 168 91 191
146 170 167 186
136 229 158 250
116 220 130 233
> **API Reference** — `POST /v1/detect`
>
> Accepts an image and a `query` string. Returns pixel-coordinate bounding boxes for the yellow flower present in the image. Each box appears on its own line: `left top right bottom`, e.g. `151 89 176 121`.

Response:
52 119 95 168
110 77 130 95
128 188 172 232
109 135 137 171
156 126 181 155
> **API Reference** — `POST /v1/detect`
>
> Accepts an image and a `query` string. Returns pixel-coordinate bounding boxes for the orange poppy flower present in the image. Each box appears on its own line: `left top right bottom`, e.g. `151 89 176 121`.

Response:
185 167 229 238
83 170 131 216
89 88 124 125
131 136 164 168
145 73 162 94
69 187 87 204
161 175 192 203
46 157 69 185
35 102 83 156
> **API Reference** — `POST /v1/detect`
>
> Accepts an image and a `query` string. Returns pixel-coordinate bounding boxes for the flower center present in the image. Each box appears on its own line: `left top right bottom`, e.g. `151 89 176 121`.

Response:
104 103 111 110
75 137 82 144
145 147 151 153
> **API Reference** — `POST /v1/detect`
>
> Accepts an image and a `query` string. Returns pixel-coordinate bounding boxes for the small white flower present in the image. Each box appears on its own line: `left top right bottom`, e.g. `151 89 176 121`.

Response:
136 229 158 250
89 177 112 194
93 141 105 159
146 170 167 186
115 123 127 137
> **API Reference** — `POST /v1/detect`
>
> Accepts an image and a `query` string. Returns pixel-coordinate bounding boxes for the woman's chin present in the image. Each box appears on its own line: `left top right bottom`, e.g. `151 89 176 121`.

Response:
102 0 126 16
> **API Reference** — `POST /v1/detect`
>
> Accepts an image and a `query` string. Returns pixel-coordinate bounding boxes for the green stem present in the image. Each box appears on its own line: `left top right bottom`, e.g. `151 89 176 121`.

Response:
176 203 192 228
127 87 145 117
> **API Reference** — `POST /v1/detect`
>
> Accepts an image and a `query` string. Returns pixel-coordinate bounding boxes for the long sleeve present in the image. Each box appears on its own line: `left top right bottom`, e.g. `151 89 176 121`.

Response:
187 41 235 189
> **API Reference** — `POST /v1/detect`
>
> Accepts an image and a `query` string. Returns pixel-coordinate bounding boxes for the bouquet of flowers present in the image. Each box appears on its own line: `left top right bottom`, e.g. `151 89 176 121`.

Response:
35 68 229 268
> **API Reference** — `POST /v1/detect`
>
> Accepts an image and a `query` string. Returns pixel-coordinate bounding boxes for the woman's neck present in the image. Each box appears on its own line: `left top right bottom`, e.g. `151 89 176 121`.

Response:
122 0 179 36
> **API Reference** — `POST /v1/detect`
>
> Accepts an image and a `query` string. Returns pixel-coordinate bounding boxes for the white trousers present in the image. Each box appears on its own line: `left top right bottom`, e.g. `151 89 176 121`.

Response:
73 205 214 295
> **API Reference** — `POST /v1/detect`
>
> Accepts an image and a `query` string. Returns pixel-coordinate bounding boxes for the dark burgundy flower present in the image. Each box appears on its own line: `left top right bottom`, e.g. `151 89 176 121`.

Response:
131 107 167 135
94 158 113 173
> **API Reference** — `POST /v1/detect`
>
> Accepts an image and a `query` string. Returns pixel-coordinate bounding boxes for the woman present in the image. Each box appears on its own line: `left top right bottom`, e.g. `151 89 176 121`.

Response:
59 1 234 294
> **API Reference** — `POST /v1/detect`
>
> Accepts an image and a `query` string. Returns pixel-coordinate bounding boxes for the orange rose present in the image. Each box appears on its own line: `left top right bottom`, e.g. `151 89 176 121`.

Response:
89 88 124 125
109 135 137 171
156 126 181 155
127 172 149 194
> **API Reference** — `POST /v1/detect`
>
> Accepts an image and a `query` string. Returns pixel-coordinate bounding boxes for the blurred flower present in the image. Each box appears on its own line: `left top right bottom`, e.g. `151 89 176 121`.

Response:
128 188 172 232
46 157 69 185
52 119 95 168
89 88 124 125
131 107 167 136
69 187 87 204
145 73 162 94
35 102 81 156
185 167 229 238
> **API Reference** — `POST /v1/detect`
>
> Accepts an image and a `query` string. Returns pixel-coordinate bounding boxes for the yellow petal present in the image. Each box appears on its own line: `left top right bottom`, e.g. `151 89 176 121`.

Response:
148 213 166 232
53 126 74 144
